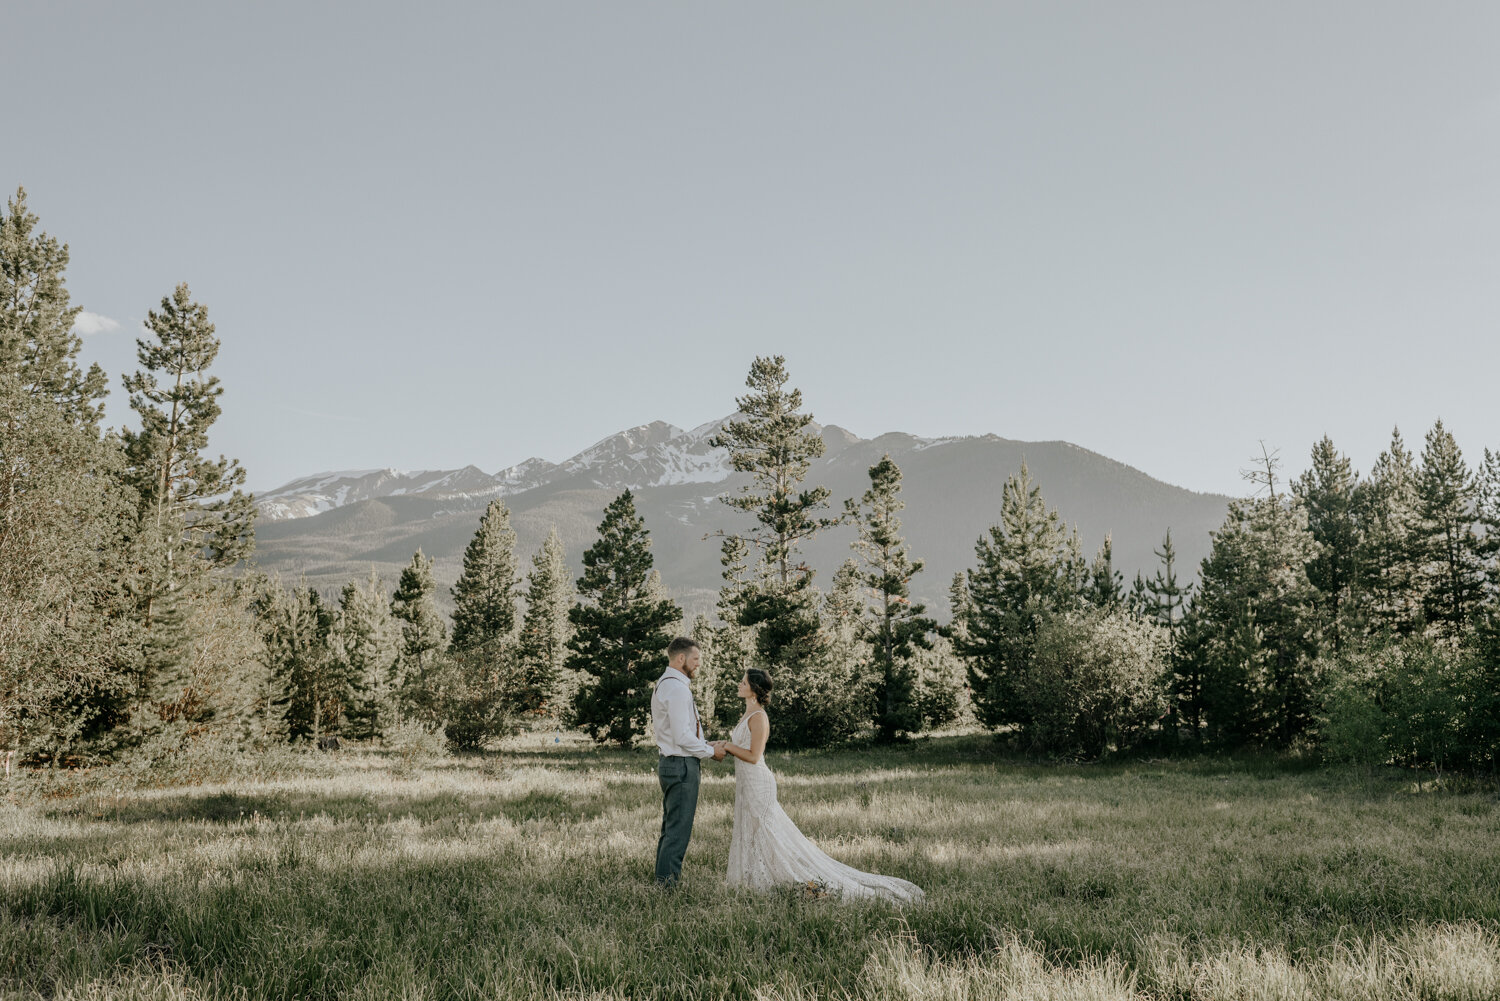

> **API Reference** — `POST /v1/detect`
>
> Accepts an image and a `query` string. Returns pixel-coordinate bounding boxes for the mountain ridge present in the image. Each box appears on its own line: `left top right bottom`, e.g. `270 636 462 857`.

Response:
250 415 1236 621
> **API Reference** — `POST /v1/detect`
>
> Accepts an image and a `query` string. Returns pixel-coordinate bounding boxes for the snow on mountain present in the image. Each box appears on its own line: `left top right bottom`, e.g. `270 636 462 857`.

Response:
257 468 437 520
256 418 741 522
255 416 945 523
494 457 560 493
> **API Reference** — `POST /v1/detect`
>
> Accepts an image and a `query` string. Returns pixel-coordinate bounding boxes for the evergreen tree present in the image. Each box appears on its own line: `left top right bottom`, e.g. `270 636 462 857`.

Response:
1293 436 1361 650
689 613 721 729
788 559 877 746
141 578 281 747
820 557 872 703
516 527 575 717
260 582 344 742
1477 448 1500 604
332 570 399 740
952 464 1088 738
0 375 136 758
1358 428 1424 637
1185 459 1321 747
1143 530 1193 643
121 283 255 627
566 491 681 747
845 455 936 741
710 356 838 676
444 499 522 745
1142 529 1195 739
823 558 866 637
1415 420 1485 637
708 535 759 730
450 499 519 652
1087 535 1124 609
946 571 972 644
390 550 447 719
0 187 107 428
1127 572 1150 618
646 569 680 633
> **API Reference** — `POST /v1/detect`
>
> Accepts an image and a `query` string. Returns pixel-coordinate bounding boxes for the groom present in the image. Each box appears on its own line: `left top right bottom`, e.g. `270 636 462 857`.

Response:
652 636 725 887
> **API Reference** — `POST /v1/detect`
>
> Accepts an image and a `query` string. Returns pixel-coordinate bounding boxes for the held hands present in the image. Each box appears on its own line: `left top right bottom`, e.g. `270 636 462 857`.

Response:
711 740 729 761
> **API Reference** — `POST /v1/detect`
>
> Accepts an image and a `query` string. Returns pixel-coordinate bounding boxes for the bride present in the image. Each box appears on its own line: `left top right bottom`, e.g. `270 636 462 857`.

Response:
712 669 925 903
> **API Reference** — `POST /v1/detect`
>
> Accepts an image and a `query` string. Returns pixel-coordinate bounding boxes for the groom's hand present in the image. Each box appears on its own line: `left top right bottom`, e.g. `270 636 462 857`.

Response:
712 742 727 761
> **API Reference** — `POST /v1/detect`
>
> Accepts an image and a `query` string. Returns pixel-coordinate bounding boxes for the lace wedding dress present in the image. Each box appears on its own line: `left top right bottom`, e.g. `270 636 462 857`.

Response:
725 710 924 903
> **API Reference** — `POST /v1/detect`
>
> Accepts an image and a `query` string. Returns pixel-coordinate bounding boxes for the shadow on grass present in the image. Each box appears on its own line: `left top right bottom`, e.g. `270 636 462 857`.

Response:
39 735 1439 829
45 787 615 826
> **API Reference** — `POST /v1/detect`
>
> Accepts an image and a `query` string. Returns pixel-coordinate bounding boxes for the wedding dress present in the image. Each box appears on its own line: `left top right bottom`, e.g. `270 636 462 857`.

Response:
725 710 924 903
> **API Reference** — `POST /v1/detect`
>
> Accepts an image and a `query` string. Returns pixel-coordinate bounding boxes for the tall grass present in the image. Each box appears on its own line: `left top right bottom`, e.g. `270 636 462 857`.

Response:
3 735 1498 999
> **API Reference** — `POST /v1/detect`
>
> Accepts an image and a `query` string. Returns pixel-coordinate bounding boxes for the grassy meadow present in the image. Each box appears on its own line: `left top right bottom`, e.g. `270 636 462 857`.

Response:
3 734 1500 1000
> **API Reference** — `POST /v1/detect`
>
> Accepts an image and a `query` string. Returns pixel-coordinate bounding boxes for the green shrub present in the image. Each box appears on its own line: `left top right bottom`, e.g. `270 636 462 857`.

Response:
1314 636 1500 775
1024 609 1169 757
1314 659 1388 767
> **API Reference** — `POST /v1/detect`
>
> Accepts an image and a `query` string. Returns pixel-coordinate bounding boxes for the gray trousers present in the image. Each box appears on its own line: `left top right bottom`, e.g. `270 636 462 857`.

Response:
655 754 701 886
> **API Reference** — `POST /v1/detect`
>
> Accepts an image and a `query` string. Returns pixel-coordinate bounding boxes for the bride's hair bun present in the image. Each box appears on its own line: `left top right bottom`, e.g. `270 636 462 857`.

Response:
746 668 773 706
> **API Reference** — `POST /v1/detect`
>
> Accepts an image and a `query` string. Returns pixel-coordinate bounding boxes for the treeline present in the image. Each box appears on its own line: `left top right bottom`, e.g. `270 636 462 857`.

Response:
289 356 972 753
2 188 257 765
950 432 1500 772
8 184 1494 771
0 191 968 766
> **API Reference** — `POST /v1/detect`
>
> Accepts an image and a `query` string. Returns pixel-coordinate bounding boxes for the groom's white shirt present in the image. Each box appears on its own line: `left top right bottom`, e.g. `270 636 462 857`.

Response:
652 666 714 759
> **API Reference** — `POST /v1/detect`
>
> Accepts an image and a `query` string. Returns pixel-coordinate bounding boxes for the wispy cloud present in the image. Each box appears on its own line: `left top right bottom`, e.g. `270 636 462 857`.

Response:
72 310 120 335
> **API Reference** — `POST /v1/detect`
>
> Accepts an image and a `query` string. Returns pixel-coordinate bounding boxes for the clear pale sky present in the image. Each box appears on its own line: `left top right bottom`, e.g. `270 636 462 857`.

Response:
9 2 1499 497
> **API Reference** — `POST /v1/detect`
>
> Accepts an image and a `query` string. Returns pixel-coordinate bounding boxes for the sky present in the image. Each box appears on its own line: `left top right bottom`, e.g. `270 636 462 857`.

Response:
8 2 1499 497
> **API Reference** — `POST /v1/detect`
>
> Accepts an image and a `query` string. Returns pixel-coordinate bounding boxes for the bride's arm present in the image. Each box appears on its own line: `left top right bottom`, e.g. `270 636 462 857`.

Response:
723 713 769 764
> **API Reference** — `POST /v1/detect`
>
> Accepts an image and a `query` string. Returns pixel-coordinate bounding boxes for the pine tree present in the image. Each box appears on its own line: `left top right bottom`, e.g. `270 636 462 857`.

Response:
516 527 574 717
332 570 399 740
1185 452 1321 746
946 571 972 644
1143 530 1193 642
710 356 838 675
689 614 721 728
1477 448 1500 606
162 575 287 753
821 557 870 696
1415 420 1485 638
823 558 866 638
1293 436 1361 650
1358 428 1423 637
953 464 1088 737
1128 574 1149 619
121 284 255 628
566 491 681 747
1142 529 1196 740
1087 535 1124 609
646 569 680 633
0 187 108 429
0 375 136 758
443 499 521 745
260 582 343 742
450 499 519 652
708 535 759 730
845 455 936 741
794 557 877 744
390 550 447 719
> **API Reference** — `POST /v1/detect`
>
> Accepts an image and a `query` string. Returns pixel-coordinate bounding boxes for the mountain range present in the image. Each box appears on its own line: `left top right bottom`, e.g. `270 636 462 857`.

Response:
251 417 1236 620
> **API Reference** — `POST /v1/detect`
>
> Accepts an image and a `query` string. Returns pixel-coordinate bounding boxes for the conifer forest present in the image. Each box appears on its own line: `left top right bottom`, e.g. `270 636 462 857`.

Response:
4 188 1500 1000
4 187 1499 774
